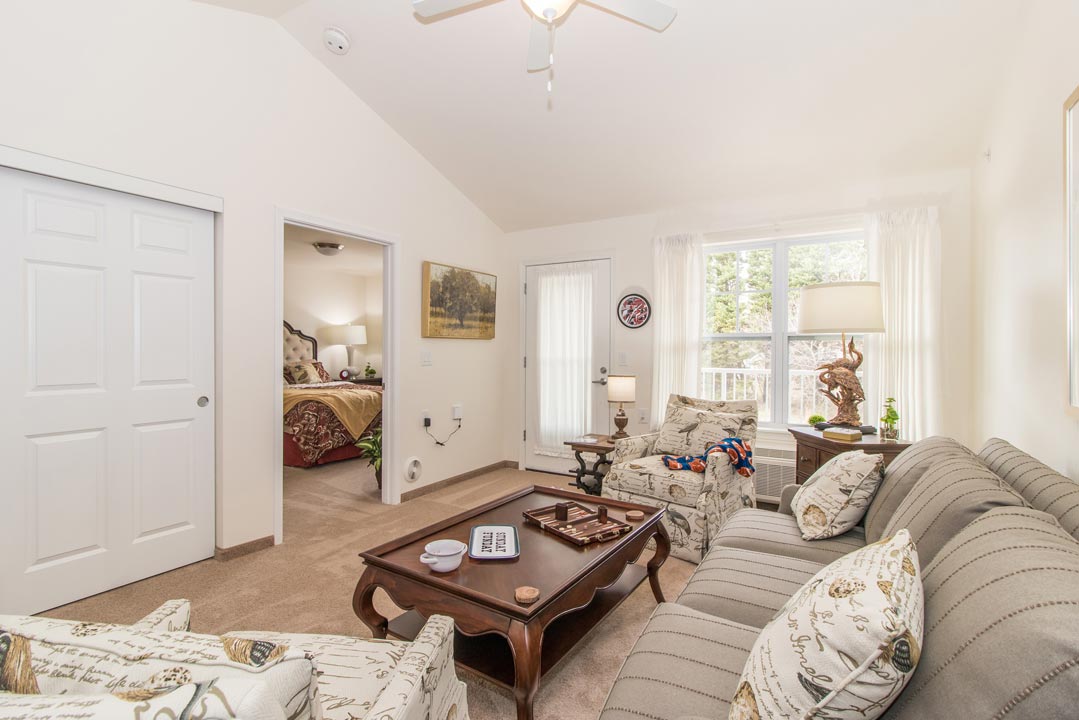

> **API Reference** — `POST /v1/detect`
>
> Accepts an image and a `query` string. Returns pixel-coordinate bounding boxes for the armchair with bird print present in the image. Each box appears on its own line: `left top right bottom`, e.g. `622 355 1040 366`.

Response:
601 395 758 562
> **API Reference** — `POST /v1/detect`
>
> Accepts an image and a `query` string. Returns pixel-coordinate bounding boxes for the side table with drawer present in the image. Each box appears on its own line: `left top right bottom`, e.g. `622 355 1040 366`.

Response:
788 428 911 484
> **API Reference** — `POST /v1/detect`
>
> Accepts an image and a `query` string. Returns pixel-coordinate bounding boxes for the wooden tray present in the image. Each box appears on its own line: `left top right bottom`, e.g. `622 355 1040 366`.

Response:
522 501 632 546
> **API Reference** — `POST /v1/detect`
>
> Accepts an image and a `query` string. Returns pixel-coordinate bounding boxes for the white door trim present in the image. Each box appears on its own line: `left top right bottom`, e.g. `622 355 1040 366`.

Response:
273 208 401 543
0 144 223 212
518 252 617 470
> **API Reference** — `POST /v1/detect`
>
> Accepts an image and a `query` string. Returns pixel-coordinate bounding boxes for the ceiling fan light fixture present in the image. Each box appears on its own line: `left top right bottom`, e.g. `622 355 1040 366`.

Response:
313 242 345 256
523 0 576 22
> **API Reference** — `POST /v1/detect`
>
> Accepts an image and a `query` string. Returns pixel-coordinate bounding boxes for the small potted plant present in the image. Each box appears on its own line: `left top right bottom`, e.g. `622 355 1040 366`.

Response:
364 362 377 379
355 428 383 488
880 398 900 442
807 414 826 428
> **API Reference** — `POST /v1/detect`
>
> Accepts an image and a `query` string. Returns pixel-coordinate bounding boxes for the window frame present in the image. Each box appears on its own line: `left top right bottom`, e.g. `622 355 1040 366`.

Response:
702 229 870 427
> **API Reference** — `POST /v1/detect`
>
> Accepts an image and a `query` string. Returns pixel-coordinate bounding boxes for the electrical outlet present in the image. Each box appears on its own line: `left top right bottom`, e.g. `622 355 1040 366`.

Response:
452 404 463 420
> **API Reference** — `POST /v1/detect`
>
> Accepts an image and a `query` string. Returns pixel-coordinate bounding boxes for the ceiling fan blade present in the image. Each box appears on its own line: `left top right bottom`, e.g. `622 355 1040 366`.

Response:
411 0 490 18
526 16 551 72
585 0 676 30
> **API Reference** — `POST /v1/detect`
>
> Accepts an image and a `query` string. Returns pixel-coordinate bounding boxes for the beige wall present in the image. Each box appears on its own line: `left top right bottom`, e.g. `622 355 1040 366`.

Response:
501 170 977 457
972 0 1079 478
0 0 508 547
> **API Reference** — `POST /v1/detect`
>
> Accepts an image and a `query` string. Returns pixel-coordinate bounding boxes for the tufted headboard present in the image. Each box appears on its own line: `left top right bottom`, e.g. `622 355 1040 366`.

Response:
283 321 317 364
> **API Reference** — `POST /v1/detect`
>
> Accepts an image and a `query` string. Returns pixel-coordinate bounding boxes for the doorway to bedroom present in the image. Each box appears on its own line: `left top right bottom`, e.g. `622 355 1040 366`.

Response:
280 222 388 528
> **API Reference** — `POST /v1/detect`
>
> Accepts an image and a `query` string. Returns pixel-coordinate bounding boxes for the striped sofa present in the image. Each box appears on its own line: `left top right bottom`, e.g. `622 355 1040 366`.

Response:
599 437 1079 719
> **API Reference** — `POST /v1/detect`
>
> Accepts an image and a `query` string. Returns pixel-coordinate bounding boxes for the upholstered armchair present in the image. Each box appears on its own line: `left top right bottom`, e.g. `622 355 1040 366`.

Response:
601 395 758 563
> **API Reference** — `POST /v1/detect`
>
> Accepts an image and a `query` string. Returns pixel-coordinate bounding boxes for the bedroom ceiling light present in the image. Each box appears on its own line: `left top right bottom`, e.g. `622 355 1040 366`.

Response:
313 242 344 256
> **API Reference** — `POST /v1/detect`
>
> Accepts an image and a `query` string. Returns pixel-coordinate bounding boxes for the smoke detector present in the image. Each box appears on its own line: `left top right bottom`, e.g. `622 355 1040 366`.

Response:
313 242 344 256
323 26 351 55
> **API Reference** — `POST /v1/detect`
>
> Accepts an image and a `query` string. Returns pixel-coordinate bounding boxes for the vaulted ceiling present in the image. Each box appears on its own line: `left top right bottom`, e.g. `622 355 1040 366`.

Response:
200 0 1028 230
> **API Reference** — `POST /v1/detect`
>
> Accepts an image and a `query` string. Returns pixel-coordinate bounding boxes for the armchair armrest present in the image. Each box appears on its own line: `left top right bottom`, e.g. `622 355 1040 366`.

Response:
612 432 659 464
131 599 191 632
364 615 463 720
778 484 800 515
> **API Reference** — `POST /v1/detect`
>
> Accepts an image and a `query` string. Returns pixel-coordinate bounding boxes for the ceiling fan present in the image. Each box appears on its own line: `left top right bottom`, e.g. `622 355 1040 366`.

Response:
412 0 677 72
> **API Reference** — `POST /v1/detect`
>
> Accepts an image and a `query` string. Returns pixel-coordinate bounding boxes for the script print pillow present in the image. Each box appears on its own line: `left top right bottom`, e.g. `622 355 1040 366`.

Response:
793 450 885 540
729 529 924 720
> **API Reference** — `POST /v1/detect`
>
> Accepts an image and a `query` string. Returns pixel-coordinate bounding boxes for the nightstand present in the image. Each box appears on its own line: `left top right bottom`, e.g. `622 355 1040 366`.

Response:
348 377 383 387
789 428 911 484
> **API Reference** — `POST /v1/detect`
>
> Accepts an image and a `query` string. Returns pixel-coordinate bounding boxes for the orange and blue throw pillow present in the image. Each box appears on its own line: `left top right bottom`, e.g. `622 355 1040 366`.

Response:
662 437 755 477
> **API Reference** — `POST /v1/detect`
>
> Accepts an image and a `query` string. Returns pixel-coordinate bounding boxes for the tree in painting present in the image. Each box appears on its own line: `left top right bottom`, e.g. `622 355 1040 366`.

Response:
423 262 496 339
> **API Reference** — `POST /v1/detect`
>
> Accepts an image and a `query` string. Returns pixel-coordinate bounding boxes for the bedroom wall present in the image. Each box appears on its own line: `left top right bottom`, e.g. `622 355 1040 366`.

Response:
500 169 977 460
971 0 1079 478
283 265 372 380
0 0 508 548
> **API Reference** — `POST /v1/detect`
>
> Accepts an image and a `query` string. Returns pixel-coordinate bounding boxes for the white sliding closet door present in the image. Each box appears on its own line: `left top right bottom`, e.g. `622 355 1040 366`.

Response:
0 166 215 614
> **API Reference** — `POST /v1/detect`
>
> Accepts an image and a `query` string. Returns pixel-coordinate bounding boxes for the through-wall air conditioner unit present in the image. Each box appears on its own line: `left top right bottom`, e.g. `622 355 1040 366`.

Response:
753 446 797 504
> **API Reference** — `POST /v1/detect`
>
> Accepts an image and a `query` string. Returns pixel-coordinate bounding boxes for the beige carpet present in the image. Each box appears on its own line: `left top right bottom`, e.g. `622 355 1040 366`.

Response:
45 461 695 720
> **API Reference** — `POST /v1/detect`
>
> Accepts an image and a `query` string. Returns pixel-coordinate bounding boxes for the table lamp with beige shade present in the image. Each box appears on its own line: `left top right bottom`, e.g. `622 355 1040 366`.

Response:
323 323 367 378
797 281 884 428
607 375 636 439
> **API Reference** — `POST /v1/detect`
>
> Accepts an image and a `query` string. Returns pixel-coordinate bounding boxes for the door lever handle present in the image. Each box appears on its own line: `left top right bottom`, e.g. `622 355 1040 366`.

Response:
592 378 608 385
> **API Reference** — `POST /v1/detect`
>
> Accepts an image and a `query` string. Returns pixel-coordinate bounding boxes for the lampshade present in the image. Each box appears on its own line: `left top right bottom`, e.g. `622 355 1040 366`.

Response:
322 324 367 346
607 375 636 403
797 282 884 334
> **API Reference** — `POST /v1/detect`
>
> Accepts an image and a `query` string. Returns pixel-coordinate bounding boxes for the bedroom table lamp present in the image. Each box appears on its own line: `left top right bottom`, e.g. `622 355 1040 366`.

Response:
607 375 636 439
797 282 884 428
323 323 367 378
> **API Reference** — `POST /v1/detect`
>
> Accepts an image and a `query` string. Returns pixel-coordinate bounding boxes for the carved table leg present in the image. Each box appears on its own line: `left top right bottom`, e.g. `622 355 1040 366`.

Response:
508 620 544 720
352 567 389 639
647 522 671 603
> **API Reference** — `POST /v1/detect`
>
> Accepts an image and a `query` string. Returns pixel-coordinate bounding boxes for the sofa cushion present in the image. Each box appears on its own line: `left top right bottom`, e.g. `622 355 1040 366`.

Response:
865 436 974 542
677 547 824 628
654 395 758 455
0 678 286 720
606 455 709 505
731 529 924 720
130 599 191 632
599 603 758 720
978 437 1079 540
225 631 409 720
793 450 885 539
0 618 320 720
883 507 1079 720
712 508 867 564
881 454 1027 565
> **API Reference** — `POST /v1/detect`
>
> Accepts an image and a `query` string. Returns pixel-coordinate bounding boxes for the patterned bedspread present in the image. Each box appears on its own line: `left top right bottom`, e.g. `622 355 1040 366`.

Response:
284 383 383 465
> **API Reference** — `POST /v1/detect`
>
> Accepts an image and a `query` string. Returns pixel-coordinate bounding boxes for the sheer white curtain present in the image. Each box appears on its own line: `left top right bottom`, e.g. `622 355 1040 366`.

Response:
650 234 704 428
867 207 943 440
535 262 596 454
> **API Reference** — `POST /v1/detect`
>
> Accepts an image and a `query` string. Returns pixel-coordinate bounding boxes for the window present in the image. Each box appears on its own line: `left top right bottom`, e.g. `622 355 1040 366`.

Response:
701 231 869 425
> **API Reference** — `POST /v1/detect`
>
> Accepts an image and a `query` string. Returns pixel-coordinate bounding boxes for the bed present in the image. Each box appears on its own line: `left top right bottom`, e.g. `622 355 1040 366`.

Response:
282 321 383 479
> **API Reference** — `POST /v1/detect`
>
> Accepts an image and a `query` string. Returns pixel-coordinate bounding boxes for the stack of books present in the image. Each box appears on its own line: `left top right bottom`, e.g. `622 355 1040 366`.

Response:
822 427 863 443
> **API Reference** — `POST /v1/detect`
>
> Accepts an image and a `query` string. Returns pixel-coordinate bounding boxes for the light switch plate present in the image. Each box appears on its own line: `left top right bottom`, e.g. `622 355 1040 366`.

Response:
617 351 628 367
420 351 433 367
636 409 649 424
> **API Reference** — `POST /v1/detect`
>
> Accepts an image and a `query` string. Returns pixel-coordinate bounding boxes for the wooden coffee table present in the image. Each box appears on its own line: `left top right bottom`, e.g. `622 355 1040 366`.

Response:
352 485 670 720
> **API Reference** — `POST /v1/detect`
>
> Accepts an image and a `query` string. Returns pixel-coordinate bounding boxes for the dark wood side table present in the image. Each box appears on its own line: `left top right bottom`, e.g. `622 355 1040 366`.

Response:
789 428 912 484
353 485 669 720
347 377 383 387
563 434 617 496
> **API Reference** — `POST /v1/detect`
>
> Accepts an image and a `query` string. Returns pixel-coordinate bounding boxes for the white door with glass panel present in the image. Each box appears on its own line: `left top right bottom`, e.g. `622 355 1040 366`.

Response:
524 260 611 473
0 167 215 614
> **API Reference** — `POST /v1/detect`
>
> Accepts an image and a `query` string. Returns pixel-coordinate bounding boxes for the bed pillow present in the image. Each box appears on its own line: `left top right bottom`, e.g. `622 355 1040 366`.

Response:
792 450 885 540
729 529 924 720
286 361 329 385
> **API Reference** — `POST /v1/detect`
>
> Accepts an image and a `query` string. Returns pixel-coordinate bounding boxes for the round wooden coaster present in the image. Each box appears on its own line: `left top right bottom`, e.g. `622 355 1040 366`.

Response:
515 586 540 605
625 510 645 522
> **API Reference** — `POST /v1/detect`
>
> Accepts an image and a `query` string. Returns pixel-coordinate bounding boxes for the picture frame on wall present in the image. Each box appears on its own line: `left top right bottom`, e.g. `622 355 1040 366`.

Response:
421 261 497 339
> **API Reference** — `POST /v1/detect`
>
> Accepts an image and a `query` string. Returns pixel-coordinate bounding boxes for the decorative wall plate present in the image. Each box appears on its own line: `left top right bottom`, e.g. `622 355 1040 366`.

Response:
617 293 651 328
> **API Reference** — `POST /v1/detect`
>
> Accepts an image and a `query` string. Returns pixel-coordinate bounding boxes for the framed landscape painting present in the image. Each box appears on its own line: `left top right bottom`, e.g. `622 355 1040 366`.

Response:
422 261 497 339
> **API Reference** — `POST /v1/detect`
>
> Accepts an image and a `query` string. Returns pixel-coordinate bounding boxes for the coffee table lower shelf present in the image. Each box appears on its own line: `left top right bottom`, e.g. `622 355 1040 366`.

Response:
386 564 647 688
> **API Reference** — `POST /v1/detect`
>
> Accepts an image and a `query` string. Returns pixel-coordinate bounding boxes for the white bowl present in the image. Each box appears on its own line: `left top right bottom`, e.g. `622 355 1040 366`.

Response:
420 539 467 573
